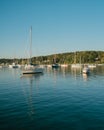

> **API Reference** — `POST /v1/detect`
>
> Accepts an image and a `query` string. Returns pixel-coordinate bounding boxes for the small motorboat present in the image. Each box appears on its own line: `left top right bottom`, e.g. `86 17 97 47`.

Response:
82 66 90 74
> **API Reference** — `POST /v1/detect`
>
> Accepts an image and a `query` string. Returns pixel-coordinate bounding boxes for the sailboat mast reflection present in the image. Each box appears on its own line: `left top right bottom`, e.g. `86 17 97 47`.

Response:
21 74 43 119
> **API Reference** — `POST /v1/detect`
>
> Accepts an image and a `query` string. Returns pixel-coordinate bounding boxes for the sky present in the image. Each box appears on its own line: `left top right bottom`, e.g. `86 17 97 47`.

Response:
0 0 104 58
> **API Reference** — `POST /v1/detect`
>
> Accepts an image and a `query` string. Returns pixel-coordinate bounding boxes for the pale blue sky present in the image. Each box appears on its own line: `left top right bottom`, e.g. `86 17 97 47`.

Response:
0 0 104 58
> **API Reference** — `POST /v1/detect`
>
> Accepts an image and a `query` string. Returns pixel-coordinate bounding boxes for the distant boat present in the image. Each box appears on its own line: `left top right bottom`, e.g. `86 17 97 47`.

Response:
60 64 68 67
88 64 96 68
71 64 82 68
47 64 51 68
9 62 18 68
82 66 90 74
52 63 60 68
52 54 60 68
22 64 44 74
71 52 82 68
22 27 44 74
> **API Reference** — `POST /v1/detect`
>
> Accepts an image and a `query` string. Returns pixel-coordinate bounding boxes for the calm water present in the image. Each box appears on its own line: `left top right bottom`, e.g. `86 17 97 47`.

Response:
0 66 104 130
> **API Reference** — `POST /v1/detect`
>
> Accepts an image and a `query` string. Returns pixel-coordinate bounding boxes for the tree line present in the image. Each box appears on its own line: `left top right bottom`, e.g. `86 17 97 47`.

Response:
0 51 104 65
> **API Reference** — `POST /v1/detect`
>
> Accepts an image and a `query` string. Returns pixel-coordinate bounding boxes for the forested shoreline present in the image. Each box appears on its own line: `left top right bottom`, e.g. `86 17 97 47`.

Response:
0 51 104 65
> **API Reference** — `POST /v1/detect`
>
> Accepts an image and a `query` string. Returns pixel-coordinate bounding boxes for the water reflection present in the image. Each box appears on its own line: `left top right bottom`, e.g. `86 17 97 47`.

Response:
71 67 82 80
82 73 89 81
46 65 104 81
60 66 69 77
52 68 60 85
1 65 104 130
20 73 43 119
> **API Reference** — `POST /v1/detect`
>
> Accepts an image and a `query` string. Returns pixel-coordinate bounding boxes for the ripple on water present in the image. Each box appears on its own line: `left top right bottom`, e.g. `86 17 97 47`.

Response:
0 67 104 130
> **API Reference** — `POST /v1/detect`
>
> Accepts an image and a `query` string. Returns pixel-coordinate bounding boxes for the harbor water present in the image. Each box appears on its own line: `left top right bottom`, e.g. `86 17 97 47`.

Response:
0 66 104 130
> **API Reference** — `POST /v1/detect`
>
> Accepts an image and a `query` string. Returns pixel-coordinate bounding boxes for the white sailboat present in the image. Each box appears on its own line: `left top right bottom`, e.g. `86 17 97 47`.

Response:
88 64 96 68
82 65 90 74
71 52 82 68
9 62 19 68
22 27 44 74
60 64 68 67
52 54 60 68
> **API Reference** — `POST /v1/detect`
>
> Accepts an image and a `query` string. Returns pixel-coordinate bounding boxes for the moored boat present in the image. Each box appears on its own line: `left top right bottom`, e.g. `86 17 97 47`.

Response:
22 27 44 74
60 64 68 67
52 63 60 68
88 64 96 68
82 66 90 74
22 64 43 74
71 64 82 68
9 63 18 68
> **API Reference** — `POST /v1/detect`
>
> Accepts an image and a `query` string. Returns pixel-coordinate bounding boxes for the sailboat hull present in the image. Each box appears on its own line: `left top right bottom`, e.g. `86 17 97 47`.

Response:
22 66 43 74
52 64 60 68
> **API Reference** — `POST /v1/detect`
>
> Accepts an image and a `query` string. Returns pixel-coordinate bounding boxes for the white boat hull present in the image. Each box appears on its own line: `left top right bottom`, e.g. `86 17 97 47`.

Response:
22 65 43 74
88 64 96 68
61 64 68 67
71 64 82 68
82 67 90 74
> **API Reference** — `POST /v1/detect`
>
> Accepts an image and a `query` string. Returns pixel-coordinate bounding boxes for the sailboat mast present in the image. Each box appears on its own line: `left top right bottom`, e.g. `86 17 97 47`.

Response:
74 52 76 64
30 26 32 64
